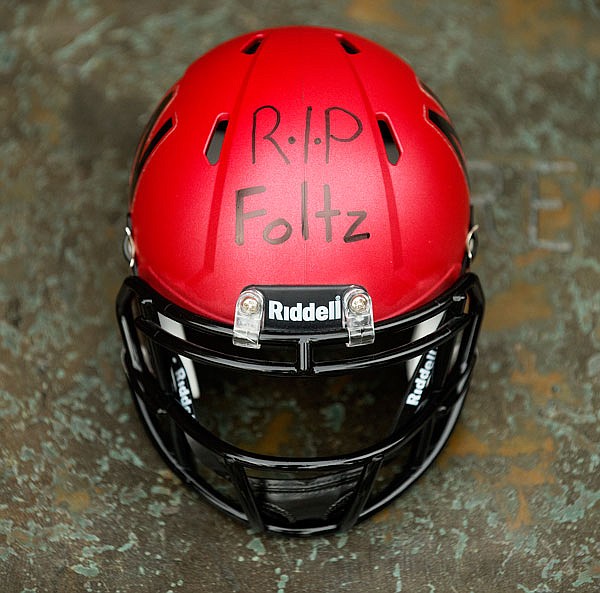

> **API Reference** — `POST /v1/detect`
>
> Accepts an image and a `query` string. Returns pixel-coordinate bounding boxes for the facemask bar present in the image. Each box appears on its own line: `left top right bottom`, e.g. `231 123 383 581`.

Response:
116 273 484 534
120 274 482 377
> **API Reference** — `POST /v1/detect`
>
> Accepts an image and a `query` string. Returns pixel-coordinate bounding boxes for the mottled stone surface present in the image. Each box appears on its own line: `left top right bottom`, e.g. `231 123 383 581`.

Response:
1 1 599 592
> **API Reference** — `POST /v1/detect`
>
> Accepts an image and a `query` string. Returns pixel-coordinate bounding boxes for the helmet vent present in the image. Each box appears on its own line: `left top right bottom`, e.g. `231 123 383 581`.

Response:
377 117 401 165
419 80 447 112
131 117 174 194
205 118 229 165
427 109 466 174
337 35 360 54
130 90 176 198
242 35 264 55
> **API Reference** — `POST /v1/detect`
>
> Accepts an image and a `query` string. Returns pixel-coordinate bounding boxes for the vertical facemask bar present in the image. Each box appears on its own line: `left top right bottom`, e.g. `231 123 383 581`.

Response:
460 292 484 374
117 285 161 410
117 286 155 376
337 454 384 531
424 295 471 406
224 456 265 532
136 298 203 474
120 313 143 372
406 312 445 377
138 299 175 396
389 312 444 432
157 313 201 401
411 413 437 467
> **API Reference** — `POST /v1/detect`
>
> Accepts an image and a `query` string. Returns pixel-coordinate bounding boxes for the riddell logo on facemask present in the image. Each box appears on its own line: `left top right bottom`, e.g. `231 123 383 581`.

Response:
268 296 342 322
170 358 195 417
406 350 437 406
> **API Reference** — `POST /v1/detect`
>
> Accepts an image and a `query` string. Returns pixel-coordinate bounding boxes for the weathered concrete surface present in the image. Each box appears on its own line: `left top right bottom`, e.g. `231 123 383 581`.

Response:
1 1 599 591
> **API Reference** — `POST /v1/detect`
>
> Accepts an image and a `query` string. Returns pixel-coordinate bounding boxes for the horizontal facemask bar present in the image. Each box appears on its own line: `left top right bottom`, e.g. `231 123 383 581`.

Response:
118 273 483 377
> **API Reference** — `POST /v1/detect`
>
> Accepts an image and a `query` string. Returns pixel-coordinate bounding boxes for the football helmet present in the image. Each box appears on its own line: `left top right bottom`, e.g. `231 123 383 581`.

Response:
116 26 484 535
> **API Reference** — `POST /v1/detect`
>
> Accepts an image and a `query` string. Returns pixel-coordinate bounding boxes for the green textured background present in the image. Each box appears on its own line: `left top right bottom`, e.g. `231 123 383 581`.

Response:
1 1 599 592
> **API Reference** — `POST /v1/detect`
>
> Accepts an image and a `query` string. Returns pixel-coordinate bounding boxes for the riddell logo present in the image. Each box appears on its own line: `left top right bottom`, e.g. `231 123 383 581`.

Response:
174 367 193 414
406 350 437 406
171 358 195 417
268 296 342 322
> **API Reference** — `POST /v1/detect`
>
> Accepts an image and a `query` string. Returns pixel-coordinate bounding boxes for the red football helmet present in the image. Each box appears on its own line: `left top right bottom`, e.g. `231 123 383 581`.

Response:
117 26 484 535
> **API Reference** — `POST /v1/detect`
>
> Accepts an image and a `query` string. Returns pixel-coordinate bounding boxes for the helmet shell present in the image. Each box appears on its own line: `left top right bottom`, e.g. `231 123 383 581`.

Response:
130 26 470 324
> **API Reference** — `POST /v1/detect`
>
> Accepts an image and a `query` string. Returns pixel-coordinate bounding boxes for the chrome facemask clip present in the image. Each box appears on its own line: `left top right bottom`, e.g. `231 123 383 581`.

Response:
233 288 265 349
343 287 375 347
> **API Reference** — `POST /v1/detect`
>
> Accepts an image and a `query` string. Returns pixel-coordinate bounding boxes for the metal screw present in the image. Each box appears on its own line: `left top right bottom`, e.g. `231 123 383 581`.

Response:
240 295 260 315
349 293 369 314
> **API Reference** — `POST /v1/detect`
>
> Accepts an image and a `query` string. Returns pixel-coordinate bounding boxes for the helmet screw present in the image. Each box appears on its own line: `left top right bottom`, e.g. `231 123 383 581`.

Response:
240 295 260 315
123 226 136 269
349 293 370 315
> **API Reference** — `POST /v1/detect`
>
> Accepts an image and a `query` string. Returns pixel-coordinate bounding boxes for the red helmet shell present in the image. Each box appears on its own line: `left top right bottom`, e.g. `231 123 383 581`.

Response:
130 26 470 324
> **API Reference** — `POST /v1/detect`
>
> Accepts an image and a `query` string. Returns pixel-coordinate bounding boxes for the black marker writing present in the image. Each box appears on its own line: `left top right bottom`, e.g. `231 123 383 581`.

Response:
251 105 363 165
324 107 363 164
236 185 267 245
234 182 369 246
252 106 290 164
315 184 341 242
344 211 370 243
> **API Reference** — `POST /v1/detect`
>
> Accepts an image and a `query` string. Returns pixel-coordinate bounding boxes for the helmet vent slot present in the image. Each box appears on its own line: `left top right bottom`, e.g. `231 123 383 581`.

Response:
337 35 360 54
427 109 466 175
377 117 401 165
418 80 447 111
242 35 264 55
131 117 174 195
205 118 229 165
